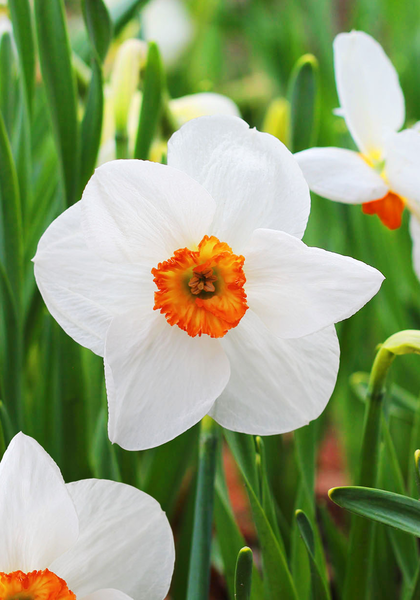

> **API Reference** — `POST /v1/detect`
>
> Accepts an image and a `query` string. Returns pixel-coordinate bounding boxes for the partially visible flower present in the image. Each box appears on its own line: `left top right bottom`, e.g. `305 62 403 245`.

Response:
0 433 175 599
296 31 416 231
34 116 384 451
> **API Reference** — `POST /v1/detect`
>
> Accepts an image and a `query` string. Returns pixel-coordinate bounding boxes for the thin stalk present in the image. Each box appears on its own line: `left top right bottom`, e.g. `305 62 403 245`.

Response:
343 346 394 600
186 417 219 600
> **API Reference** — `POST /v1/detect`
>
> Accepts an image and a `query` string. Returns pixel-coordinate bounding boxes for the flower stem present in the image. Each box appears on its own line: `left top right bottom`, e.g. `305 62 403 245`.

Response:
342 345 394 600
186 416 219 600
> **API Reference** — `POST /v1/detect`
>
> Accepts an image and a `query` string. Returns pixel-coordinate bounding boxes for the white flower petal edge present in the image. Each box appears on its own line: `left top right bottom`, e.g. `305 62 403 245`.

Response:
386 129 420 204
81 160 216 265
34 202 154 357
245 228 384 339
105 311 231 450
167 115 311 251
209 312 340 434
334 31 405 157
81 591 133 600
295 147 388 203
51 479 175 600
170 92 241 126
0 433 79 574
410 215 420 281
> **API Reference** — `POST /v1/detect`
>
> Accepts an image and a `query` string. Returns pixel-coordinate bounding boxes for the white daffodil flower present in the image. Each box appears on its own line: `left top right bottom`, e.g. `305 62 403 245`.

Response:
296 30 420 233
0 433 175 600
34 116 384 451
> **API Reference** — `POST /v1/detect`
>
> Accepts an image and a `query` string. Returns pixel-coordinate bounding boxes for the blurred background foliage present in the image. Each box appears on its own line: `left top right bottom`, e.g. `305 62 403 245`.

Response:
0 0 420 598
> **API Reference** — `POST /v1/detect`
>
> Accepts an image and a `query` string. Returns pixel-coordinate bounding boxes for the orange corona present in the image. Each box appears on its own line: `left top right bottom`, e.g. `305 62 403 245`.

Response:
0 569 76 600
362 191 405 230
152 235 248 338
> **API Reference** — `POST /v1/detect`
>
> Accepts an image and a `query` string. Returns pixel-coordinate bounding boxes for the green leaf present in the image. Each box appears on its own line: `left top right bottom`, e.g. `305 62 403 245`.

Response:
134 42 164 160
214 468 264 600
319 505 347 596
329 486 420 537
287 54 320 153
34 0 80 206
234 547 253 600
79 59 104 194
109 0 150 36
381 417 418 583
141 424 200 516
8 0 35 113
186 418 219 600
82 0 112 63
223 430 259 494
224 431 297 600
295 510 331 600
0 111 23 310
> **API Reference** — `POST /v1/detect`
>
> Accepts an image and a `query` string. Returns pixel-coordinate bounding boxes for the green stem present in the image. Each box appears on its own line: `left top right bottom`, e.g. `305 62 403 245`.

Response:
343 346 394 600
186 417 219 600
115 131 129 159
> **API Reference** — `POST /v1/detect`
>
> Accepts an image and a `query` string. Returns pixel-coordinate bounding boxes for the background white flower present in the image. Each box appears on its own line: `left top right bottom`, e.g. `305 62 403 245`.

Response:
34 116 384 451
0 433 175 600
295 31 414 229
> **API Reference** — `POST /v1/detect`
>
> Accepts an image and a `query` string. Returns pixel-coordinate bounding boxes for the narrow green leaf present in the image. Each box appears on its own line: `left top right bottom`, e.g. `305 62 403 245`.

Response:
34 0 80 206
287 54 320 153
234 547 253 600
8 0 35 113
134 42 164 160
294 422 316 511
82 0 112 63
225 432 297 599
0 110 23 309
79 59 104 194
381 417 418 583
90 406 121 482
255 436 286 553
109 0 150 36
214 469 264 600
0 33 16 140
329 486 420 537
186 418 219 600
319 505 347 596
295 510 331 600
141 424 200 516
223 430 259 494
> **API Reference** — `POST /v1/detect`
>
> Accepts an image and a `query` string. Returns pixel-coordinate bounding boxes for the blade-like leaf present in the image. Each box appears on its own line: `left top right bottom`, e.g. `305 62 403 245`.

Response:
109 0 150 36
288 54 320 153
234 547 253 600
295 510 331 600
329 486 420 537
134 42 164 160
8 0 35 113
34 0 80 206
82 0 112 63
79 58 104 194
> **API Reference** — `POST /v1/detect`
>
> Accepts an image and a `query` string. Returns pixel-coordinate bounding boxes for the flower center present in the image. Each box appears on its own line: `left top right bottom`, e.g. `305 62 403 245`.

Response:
0 570 76 600
152 235 248 338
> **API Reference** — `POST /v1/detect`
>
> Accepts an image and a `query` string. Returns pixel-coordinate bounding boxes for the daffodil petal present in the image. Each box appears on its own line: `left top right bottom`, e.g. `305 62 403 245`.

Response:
34 202 154 357
0 433 78 573
167 115 310 250
104 311 230 450
410 215 420 282
81 591 133 600
209 312 339 434
386 129 420 203
81 160 216 265
245 228 384 338
51 479 174 600
295 147 388 203
334 31 405 156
